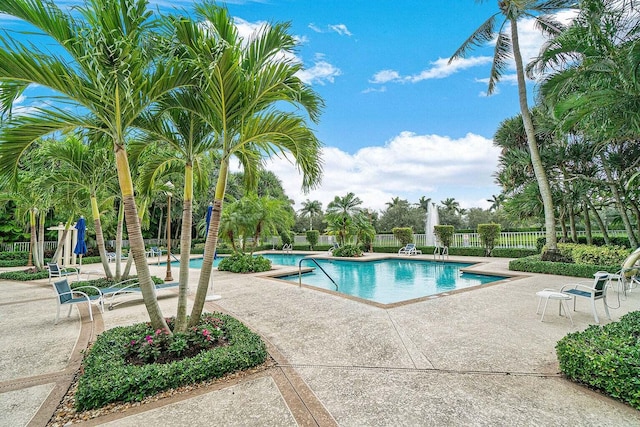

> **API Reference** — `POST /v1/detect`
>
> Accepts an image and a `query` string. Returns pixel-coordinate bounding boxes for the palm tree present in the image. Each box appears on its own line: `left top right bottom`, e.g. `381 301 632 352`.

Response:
187 6 324 326
450 0 575 253
0 0 193 331
326 193 363 245
299 199 323 230
43 135 118 278
487 194 506 212
417 196 432 212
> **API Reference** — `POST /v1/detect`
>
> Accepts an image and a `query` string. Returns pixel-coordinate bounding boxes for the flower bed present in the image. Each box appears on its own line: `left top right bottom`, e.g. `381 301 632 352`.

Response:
75 312 267 410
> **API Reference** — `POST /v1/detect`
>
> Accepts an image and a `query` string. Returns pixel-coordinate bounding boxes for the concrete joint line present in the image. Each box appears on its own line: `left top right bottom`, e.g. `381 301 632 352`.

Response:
277 363 563 378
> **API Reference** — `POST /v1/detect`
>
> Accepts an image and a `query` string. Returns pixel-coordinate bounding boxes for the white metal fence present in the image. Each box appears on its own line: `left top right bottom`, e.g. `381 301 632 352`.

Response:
1 230 631 252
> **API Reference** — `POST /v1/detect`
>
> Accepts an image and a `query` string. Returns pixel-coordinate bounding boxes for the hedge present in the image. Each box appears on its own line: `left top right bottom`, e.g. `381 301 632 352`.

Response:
556 311 640 410
75 312 267 410
509 255 619 278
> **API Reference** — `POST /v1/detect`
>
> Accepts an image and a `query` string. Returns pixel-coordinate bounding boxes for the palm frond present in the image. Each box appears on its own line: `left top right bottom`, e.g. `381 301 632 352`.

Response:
449 14 498 62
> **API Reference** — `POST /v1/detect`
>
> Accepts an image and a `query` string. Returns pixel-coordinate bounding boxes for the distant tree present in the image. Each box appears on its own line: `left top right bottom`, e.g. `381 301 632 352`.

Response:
299 199 323 231
325 193 362 245
378 202 425 232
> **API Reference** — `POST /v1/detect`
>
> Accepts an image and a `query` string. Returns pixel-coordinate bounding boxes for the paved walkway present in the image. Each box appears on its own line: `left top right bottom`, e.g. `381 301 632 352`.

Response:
1 254 640 426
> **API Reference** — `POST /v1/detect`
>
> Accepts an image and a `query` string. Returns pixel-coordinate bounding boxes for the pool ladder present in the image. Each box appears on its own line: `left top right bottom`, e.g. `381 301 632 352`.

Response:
433 246 449 261
298 258 338 290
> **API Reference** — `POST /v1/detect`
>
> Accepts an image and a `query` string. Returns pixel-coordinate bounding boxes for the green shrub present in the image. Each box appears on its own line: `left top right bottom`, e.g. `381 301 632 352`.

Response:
0 269 49 281
556 311 640 410
447 247 485 257
217 253 271 273
392 228 413 247
542 243 631 266
279 230 293 246
75 312 267 410
508 255 619 278
0 251 29 260
491 248 539 258
0 259 29 267
305 230 320 250
332 244 363 257
477 223 501 256
434 225 454 247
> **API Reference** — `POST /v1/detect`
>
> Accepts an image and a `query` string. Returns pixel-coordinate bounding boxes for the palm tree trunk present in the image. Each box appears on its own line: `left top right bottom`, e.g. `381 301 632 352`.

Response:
511 19 558 252
51 217 73 263
582 200 593 245
189 160 229 327
586 198 611 245
123 199 147 279
174 165 194 332
27 208 35 267
601 154 638 247
115 202 124 281
28 208 36 268
115 144 168 331
37 210 45 268
569 204 577 243
91 195 113 279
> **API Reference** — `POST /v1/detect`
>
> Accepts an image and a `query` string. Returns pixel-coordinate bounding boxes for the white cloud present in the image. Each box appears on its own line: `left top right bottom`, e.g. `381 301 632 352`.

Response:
328 24 352 36
264 131 501 212
296 56 342 85
369 70 402 84
370 56 493 85
308 23 323 33
309 23 353 36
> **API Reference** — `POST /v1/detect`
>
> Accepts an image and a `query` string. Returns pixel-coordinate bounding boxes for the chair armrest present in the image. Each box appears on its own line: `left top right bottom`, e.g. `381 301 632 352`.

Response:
72 285 103 297
58 290 91 301
62 267 80 274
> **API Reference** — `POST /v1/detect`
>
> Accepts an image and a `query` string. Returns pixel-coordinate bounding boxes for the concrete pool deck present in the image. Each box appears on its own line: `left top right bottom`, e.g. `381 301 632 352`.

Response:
2 253 640 426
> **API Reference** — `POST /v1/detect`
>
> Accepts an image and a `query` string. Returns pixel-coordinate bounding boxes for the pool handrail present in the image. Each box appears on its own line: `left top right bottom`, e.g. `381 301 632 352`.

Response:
298 257 338 290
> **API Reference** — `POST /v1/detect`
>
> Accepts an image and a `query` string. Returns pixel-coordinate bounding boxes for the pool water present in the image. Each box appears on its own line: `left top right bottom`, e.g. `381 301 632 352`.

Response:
177 253 307 268
175 254 507 305
277 258 507 305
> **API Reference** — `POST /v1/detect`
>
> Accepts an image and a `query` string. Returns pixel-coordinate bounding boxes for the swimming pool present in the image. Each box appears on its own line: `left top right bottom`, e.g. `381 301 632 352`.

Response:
276 258 507 305
175 254 507 305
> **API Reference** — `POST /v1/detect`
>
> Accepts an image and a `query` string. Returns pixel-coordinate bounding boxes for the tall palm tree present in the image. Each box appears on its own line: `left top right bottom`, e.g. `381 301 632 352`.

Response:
187 6 324 326
450 0 575 253
0 0 193 330
299 199 323 230
326 192 363 245
132 91 220 332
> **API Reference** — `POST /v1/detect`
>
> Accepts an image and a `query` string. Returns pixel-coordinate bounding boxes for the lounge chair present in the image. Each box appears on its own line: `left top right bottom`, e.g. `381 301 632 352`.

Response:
398 243 422 255
48 262 79 283
52 279 103 324
608 247 640 295
100 278 179 310
107 252 128 262
560 271 611 324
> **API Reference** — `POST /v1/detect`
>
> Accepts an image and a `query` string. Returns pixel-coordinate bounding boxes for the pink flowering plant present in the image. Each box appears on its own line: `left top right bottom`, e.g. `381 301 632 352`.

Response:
124 314 227 365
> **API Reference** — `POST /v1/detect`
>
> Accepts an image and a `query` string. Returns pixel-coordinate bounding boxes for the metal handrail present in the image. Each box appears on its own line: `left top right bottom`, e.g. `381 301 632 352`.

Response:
298 258 338 290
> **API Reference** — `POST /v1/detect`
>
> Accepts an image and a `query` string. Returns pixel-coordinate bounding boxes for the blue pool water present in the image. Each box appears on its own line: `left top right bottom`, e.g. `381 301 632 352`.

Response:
174 254 507 305
277 258 507 305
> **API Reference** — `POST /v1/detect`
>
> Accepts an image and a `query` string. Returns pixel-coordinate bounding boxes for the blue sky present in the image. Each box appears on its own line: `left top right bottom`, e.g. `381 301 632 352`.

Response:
2 1 573 212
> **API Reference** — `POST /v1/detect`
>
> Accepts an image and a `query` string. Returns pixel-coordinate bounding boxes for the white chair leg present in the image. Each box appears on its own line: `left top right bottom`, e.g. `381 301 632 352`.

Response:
603 296 611 320
55 304 61 324
87 302 93 322
591 298 600 324
536 296 543 314
67 304 73 319
559 300 574 326
540 298 550 322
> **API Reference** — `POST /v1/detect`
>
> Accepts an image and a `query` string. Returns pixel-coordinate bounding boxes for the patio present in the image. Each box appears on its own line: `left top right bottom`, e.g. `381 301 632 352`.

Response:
1 255 639 426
